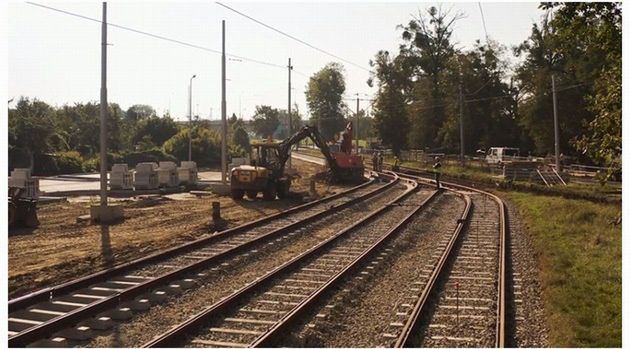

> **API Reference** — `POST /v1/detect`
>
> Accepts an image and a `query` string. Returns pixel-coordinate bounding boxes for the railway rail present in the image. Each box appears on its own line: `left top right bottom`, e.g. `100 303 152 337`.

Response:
142 174 437 347
8 161 509 348
392 170 507 347
8 173 399 347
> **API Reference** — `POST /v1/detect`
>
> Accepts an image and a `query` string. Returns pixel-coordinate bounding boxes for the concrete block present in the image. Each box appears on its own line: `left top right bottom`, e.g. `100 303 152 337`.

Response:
111 164 133 190
90 205 124 223
134 162 159 189
178 168 197 185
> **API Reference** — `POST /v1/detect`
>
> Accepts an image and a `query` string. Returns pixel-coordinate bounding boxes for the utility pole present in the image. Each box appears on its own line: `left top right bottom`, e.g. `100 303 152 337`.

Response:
99 1 108 207
355 93 360 154
221 20 227 184
287 58 293 169
552 75 560 171
459 81 465 167
188 74 196 161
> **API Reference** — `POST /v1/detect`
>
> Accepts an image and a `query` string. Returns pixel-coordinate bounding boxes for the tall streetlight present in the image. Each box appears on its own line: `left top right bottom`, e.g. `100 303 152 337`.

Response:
188 74 197 161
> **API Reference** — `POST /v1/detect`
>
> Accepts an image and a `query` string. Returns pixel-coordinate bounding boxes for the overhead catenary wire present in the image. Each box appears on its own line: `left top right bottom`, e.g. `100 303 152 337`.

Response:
215 2 372 73
26 1 286 70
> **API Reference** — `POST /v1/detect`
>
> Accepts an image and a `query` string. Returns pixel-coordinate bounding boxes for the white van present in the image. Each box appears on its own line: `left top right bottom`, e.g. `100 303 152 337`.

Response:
485 147 520 164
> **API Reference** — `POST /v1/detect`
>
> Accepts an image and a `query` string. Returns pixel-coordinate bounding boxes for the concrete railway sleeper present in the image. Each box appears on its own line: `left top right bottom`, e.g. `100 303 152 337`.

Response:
142 177 439 347
392 170 507 348
8 173 398 347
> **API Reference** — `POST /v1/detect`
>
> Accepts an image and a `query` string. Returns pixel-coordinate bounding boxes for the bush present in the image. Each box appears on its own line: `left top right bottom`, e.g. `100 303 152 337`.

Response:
32 153 59 176
54 151 84 174
123 148 177 167
163 128 221 167
82 153 125 172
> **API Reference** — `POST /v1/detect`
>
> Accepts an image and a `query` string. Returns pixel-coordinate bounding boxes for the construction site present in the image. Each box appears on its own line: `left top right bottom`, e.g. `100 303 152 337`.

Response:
6 2 622 348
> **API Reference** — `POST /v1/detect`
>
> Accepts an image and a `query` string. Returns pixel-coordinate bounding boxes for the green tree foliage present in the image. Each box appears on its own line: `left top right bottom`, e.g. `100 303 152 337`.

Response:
575 60 621 178
52 102 123 155
438 43 521 153
8 97 57 167
306 63 347 141
369 51 410 155
125 104 156 122
163 127 221 167
232 126 251 154
400 6 461 150
252 105 280 138
515 3 621 162
131 114 179 147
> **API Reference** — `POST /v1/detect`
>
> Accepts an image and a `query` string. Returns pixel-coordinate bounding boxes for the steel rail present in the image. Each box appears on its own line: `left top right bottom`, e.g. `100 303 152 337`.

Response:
9 175 398 347
9 176 376 312
395 169 507 348
253 181 439 347
143 175 428 347
394 179 472 347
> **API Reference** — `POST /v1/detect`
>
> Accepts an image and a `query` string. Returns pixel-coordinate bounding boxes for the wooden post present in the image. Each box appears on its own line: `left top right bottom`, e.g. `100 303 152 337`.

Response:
212 201 221 221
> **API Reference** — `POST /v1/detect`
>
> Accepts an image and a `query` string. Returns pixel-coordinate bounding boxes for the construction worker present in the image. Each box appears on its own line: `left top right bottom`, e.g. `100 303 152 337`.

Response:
433 156 442 188
393 156 400 171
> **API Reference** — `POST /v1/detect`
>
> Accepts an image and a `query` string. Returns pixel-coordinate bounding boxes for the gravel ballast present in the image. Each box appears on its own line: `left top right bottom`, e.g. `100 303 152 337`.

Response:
82 183 409 347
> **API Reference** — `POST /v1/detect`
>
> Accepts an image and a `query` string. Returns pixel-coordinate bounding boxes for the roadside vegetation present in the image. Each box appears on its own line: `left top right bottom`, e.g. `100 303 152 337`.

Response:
504 192 621 347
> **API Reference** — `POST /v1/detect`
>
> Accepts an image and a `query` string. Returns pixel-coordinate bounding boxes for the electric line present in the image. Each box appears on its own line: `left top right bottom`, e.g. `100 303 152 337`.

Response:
215 2 372 73
26 1 286 70
478 2 490 44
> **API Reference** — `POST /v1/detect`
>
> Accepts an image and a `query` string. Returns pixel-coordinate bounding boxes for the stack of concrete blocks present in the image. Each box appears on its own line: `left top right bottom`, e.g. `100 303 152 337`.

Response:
157 161 180 187
110 164 133 190
8 168 39 198
178 161 198 185
134 162 159 190
229 157 249 172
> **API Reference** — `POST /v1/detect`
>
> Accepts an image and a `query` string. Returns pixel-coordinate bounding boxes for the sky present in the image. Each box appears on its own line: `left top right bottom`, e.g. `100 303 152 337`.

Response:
8 1 547 122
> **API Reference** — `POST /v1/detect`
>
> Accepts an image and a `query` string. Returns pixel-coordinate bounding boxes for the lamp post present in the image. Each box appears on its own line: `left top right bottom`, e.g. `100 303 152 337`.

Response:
188 74 196 161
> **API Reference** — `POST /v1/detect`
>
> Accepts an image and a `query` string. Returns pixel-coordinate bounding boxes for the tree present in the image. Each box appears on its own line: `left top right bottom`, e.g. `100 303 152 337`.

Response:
306 63 347 141
232 126 251 154
399 6 462 150
131 114 179 147
251 105 280 138
437 43 520 154
369 51 410 155
125 104 156 122
163 127 221 166
515 3 621 160
8 97 57 168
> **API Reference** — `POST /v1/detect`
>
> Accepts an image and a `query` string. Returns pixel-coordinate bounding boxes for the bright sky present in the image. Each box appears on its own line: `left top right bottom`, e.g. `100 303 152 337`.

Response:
8 1 546 122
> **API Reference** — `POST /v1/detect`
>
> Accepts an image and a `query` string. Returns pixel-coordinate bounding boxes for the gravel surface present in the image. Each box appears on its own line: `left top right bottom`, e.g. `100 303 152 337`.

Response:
127 180 388 278
282 191 465 347
503 198 549 347
184 184 435 347
416 192 500 348
82 182 409 347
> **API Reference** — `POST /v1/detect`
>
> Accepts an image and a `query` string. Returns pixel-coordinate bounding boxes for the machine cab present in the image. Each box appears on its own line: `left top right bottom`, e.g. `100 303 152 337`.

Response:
251 143 283 175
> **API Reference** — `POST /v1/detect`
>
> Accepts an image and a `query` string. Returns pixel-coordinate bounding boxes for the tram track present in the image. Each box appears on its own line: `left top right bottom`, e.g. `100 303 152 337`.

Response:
142 175 436 347
8 173 396 347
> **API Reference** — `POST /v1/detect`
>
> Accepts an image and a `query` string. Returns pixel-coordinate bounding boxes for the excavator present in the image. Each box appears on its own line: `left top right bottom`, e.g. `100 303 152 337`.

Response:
230 123 364 200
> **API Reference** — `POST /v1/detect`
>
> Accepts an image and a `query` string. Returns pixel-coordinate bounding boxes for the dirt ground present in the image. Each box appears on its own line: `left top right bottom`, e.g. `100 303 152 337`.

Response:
8 159 351 298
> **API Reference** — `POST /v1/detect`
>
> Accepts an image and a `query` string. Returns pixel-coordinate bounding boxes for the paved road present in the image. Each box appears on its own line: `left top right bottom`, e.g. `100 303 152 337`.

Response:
32 155 317 196
36 171 222 195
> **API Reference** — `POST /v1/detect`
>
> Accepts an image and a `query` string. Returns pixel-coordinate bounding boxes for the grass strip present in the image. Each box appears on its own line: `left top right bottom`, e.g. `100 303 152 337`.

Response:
503 192 621 347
